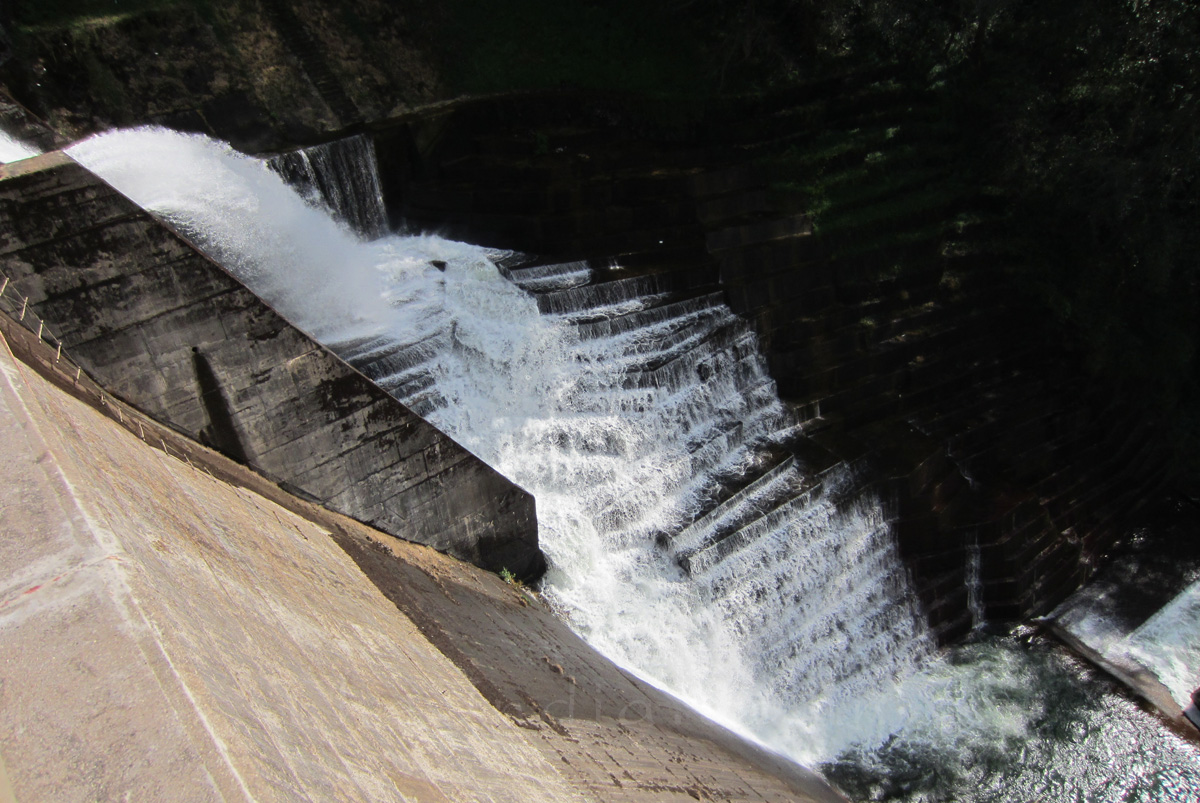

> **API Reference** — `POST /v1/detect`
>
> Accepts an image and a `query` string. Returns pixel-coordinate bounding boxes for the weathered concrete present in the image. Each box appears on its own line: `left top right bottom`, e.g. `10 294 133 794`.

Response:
0 315 846 802
0 152 542 579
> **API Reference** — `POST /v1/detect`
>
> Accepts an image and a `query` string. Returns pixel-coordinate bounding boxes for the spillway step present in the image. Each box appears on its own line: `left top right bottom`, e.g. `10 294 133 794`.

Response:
506 260 592 292
332 332 396 363
669 456 800 556
350 333 446 381
401 385 447 419
377 369 436 400
537 273 675 316
623 322 758 391
681 489 830 577
679 459 873 577
575 307 740 373
576 292 728 341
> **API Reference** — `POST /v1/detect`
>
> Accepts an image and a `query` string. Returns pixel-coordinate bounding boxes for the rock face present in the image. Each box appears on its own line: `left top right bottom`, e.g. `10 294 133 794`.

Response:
0 306 846 802
0 152 542 580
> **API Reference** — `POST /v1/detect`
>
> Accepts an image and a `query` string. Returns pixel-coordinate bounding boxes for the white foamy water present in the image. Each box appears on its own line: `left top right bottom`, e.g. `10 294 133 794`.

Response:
0 129 40 163
1050 531 1200 712
828 634 1200 802
67 127 1200 797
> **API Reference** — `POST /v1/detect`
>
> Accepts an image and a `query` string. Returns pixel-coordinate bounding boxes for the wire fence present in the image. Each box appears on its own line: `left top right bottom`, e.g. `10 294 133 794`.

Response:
0 267 437 541
0 268 242 484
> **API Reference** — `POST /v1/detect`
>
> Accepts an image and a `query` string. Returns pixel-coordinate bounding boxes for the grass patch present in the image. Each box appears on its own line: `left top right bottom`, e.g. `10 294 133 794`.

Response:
498 567 524 588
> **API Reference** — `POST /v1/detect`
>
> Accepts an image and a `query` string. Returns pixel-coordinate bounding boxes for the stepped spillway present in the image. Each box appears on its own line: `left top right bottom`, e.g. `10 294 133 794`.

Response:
67 127 1200 799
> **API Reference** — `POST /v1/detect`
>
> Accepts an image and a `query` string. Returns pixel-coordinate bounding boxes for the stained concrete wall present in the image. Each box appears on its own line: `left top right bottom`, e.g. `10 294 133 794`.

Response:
0 152 542 579
0 313 845 802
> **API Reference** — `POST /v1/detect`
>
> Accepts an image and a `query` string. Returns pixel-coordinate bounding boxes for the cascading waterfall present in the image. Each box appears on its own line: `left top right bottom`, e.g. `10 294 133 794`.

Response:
966 532 985 634
69 125 933 756
68 127 1200 801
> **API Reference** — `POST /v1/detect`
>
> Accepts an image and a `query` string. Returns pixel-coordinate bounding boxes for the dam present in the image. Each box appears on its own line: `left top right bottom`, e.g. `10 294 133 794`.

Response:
0 117 1196 801
0 146 845 801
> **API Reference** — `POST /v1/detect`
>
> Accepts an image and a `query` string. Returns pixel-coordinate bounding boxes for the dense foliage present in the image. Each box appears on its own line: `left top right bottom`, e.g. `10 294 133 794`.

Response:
958 1 1200 475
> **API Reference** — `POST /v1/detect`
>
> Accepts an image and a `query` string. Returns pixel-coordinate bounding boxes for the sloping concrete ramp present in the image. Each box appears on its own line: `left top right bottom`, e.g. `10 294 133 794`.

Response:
0 324 844 801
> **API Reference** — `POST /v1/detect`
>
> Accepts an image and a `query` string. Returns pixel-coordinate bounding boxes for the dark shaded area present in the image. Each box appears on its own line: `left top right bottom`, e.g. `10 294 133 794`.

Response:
1055 499 1200 635
258 0 360 126
191 346 249 464
434 0 712 99
366 91 1172 638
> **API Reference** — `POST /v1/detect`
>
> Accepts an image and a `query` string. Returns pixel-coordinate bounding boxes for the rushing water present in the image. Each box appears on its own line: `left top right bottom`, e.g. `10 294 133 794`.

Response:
67 127 1200 800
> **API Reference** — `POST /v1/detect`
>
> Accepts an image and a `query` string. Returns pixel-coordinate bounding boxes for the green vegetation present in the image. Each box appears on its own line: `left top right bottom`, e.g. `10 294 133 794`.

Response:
735 0 1200 479
12 0 192 31
958 0 1200 472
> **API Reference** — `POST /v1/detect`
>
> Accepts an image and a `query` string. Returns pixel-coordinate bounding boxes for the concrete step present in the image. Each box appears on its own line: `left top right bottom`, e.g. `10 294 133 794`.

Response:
668 455 800 558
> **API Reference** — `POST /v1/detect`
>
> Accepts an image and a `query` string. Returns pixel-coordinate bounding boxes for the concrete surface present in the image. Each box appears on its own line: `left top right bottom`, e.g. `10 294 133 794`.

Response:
0 329 578 802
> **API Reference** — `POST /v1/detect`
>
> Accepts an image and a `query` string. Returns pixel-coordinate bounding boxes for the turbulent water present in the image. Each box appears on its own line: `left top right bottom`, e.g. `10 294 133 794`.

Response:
67 128 1200 800
1128 581 1200 709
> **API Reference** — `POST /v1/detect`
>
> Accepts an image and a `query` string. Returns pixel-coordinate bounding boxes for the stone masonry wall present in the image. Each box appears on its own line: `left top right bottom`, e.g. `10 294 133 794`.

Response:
0 152 542 579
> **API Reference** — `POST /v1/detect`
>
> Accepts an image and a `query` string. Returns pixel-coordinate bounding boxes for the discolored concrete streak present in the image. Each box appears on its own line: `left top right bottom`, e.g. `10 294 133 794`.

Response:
0 321 846 801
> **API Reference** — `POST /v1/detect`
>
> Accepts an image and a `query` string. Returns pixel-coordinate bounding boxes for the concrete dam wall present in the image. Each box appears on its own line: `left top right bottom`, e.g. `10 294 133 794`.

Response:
0 309 844 801
0 151 541 580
